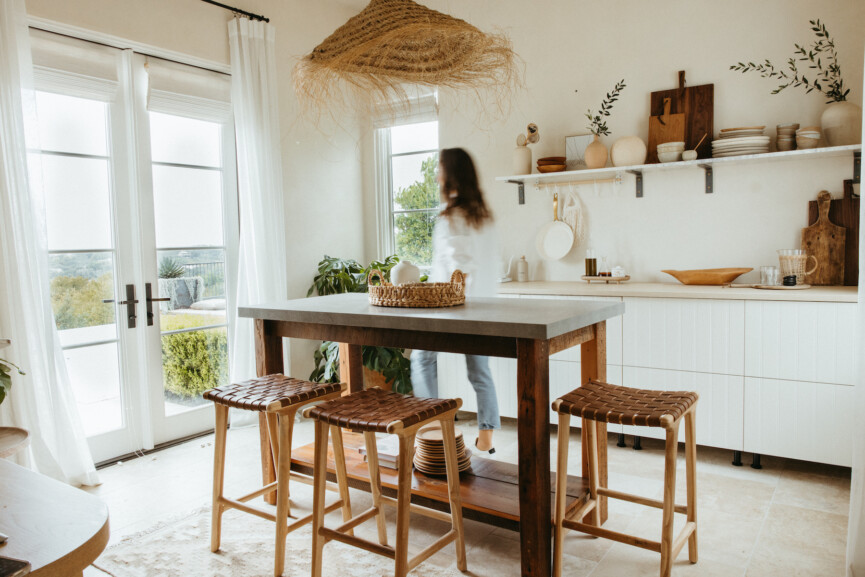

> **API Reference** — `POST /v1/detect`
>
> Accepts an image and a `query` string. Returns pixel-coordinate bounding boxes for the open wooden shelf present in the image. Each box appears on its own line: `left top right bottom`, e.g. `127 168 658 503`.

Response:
496 144 861 201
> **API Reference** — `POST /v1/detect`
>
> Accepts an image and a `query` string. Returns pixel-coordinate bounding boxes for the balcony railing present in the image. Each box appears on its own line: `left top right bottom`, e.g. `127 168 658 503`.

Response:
182 262 225 299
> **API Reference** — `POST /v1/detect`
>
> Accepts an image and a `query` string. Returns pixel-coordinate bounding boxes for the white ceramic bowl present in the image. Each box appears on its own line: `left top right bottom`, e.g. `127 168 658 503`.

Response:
681 150 698 161
658 150 681 163
657 141 685 151
796 136 820 149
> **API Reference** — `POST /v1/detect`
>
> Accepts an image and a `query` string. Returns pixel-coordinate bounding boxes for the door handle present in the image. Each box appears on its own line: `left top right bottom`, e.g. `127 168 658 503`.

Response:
103 284 138 328
145 283 170 327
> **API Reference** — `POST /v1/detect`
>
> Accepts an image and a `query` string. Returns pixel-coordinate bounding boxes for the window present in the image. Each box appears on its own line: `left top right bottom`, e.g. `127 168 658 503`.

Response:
375 90 439 266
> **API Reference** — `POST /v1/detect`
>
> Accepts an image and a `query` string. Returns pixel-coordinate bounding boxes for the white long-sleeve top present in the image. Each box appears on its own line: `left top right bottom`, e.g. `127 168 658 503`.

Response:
429 212 499 298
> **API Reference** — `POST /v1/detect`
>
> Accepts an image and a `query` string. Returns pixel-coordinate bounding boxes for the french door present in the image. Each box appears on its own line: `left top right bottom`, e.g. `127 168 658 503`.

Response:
32 35 238 463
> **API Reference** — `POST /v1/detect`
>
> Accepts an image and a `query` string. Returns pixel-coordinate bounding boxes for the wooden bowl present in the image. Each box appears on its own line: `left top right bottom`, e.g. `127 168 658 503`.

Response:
537 156 566 163
662 267 753 285
537 164 567 173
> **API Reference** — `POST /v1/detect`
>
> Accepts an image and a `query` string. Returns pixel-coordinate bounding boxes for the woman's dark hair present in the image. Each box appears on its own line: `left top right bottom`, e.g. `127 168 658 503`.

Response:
438 147 492 228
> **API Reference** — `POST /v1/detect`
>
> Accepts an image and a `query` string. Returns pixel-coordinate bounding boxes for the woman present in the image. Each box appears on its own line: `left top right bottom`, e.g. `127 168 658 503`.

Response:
411 148 500 453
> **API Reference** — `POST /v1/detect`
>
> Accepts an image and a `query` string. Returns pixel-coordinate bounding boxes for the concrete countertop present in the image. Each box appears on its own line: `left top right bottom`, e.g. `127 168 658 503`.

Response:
498 281 858 303
240 293 625 340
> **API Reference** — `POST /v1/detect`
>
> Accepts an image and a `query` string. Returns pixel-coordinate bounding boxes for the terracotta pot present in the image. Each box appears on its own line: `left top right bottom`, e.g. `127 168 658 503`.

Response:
821 101 862 146
363 366 392 390
610 135 647 167
584 135 608 169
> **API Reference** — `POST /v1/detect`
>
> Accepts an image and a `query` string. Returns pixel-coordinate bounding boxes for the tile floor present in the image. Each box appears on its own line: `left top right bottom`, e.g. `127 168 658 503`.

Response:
83 413 851 577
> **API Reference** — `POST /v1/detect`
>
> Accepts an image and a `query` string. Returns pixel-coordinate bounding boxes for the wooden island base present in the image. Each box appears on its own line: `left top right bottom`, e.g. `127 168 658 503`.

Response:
290 432 590 531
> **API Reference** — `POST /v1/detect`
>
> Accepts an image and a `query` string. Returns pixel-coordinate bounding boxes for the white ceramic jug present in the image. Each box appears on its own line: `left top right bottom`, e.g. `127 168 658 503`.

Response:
391 260 420 285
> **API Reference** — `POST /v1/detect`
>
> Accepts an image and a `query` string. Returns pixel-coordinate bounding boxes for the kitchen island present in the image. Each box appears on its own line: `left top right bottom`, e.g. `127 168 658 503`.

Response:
240 293 624 577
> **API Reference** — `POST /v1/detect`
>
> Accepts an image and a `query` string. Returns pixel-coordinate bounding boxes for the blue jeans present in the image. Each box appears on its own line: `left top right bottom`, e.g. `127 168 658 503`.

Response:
410 351 501 430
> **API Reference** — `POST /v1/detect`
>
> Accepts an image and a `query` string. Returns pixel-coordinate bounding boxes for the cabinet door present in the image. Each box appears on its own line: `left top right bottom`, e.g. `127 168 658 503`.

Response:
744 377 853 466
744 301 857 385
622 297 744 375
620 367 744 451
520 294 623 365
436 353 518 418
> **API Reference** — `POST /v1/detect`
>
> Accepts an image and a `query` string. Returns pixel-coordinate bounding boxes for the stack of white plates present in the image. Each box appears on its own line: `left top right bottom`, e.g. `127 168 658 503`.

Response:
712 126 769 157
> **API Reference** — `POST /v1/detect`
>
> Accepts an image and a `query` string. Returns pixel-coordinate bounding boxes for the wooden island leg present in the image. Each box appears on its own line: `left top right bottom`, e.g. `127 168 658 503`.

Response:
338 343 363 394
516 338 551 577
255 319 284 505
580 321 608 523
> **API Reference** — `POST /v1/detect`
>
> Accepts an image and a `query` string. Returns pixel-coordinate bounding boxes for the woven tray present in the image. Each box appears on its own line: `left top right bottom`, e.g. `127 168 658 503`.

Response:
368 269 466 308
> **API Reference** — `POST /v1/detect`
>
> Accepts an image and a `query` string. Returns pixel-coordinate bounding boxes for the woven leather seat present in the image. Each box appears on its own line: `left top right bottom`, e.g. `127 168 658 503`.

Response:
556 380 698 429
307 387 459 433
203 374 342 413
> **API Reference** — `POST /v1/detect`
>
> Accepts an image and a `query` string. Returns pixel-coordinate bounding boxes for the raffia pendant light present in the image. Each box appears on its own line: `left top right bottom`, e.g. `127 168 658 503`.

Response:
295 0 518 118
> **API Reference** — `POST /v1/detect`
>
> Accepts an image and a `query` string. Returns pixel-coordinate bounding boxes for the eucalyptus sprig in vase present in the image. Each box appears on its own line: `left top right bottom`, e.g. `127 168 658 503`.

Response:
582 79 626 169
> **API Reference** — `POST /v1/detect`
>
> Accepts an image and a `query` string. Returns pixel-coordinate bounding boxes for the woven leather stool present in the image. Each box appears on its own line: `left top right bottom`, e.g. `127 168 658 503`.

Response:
204 374 352 577
304 387 467 577
552 380 699 577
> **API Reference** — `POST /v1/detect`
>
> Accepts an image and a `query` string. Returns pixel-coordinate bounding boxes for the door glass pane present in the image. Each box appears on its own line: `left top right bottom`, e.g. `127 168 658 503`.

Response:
35 92 108 156
152 165 224 247
150 112 221 167
162 326 227 415
49 252 115 333
64 342 123 436
41 155 113 251
156 248 227 329
392 152 439 211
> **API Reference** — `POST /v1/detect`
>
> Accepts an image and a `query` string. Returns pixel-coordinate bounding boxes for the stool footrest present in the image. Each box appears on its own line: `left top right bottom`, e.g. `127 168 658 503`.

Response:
407 529 457 571
671 521 697 560
565 498 597 522
237 481 278 503
562 517 662 553
333 506 381 534
219 497 277 523
379 495 455 524
597 487 688 515
320 527 396 559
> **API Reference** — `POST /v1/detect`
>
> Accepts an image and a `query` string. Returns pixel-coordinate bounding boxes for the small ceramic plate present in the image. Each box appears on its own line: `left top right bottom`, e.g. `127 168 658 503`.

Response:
712 136 770 146
720 125 766 132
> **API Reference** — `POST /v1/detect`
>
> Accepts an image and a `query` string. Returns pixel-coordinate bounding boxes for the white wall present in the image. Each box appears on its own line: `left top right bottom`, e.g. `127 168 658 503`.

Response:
363 0 865 284
25 0 368 375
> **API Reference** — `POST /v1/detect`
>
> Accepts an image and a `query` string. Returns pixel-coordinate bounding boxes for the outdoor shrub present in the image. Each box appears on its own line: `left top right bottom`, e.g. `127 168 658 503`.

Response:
161 314 227 398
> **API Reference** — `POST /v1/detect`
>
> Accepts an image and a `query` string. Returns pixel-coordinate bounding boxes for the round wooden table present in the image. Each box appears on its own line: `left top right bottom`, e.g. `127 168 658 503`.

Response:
0 426 29 458
0 460 109 576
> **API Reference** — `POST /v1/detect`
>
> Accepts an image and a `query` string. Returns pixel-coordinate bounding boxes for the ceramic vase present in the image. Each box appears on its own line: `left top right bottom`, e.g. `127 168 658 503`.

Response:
821 101 862 146
513 145 531 175
611 135 647 167
391 260 420 285
584 135 608 169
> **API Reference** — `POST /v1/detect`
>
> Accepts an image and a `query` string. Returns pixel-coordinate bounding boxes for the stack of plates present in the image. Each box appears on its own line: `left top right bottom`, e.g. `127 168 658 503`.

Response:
712 126 769 157
413 422 472 476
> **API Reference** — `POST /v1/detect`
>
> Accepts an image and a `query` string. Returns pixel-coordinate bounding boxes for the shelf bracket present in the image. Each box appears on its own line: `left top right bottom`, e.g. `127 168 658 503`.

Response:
626 170 643 198
699 164 714 193
507 180 525 204
854 151 861 183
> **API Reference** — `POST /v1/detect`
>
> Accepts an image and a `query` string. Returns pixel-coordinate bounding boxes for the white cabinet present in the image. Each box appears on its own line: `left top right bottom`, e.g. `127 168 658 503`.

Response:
744 301 857 385
620 367 744 451
744 377 854 466
623 297 744 376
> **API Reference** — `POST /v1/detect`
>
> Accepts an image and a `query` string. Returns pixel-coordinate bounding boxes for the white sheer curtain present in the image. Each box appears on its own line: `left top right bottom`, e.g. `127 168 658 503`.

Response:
0 0 98 486
228 17 287 390
847 65 865 574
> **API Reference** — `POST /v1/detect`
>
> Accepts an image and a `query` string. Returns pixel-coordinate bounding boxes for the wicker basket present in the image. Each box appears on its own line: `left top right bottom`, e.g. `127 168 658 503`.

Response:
368 269 466 308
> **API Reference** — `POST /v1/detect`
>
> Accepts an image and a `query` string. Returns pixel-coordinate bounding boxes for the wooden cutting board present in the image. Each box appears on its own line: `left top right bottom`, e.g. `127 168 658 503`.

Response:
802 190 846 285
808 179 860 285
647 97 685 163
650 70 714 160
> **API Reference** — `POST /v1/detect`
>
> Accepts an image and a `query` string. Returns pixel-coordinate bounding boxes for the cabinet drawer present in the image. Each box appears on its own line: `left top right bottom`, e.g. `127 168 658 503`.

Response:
620 367 744 451
744 301 857 385
520 294 623 365
744 377 853 467
622 297 744 375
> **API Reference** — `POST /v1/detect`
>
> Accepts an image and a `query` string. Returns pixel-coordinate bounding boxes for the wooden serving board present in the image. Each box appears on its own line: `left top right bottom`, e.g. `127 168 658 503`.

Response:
803 190 846 285
647 97 685 163
650 70 714 160
808 180 859 285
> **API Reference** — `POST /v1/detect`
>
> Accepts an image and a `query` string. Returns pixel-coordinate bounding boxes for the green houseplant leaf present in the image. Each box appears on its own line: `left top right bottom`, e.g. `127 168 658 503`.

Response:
0 359 25 406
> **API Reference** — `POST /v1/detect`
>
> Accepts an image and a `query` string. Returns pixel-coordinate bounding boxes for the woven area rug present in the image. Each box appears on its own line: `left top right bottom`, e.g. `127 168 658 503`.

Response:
92 507 464 577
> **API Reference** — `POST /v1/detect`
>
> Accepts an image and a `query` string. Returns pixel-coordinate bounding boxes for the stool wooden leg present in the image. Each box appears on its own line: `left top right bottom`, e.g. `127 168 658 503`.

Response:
363 431 389 546
394 433 416 577
330 425 354 533
441 418 467 572
660 422 680 577
310 421 330 577
586 419 602 529
274 413 292 576
685 411 698 563
211 404 229 552
553 411 571 577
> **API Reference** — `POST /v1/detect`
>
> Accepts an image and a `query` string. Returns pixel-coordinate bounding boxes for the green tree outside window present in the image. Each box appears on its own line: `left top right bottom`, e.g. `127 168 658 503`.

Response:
393 155 440 267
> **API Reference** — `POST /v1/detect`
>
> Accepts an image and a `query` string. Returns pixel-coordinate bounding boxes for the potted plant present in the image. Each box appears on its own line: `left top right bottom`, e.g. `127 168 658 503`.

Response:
730 19 861 145
0 356 24 406
582 79 626 169
307 255 413 394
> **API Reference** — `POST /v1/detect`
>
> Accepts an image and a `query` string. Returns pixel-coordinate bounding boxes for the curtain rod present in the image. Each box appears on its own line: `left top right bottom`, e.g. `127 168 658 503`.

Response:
200 0 269 23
